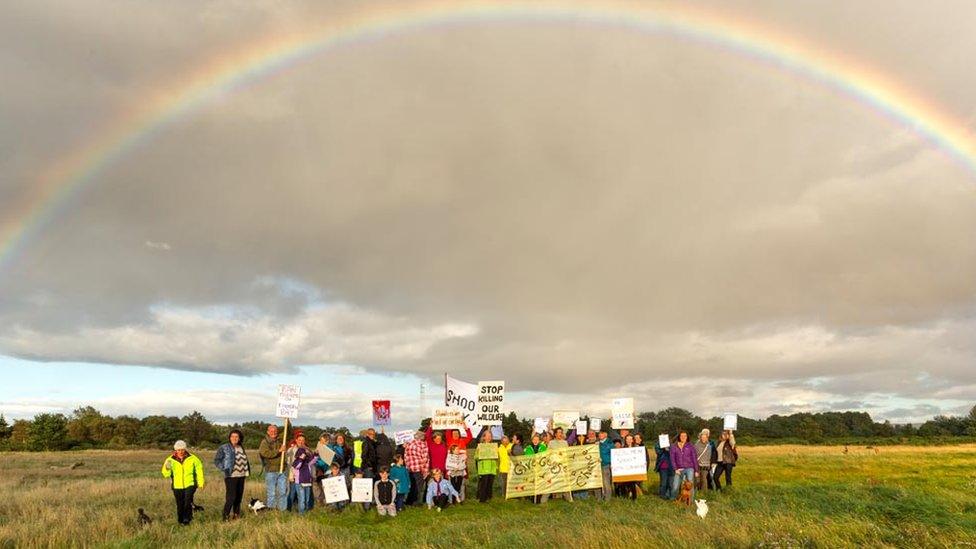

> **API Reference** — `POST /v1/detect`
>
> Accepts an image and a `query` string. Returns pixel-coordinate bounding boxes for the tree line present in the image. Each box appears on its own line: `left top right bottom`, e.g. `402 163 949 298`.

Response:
1 404 974 452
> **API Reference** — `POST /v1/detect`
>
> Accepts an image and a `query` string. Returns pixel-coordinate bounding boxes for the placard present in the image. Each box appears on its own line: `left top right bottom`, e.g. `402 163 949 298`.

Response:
610 447 648 482
658 434 670 449
351 477 373 503
575 420 588 436
590 418 602 432
490 425 504 440
394 430 415 445
506 444 602 498
430 407 464 430
322 475 349 504
445 375 482 435
476 380 505 426
533 417 548 434
548 439 568 450
446 452 467 472
317 443 336 465
372 400 391 426
552 410 579 430
611 398 634 429
724 413 738 431
275 384 301 419
476 442 499 460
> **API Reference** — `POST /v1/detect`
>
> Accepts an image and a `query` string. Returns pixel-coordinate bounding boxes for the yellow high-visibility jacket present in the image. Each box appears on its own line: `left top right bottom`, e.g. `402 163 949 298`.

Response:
161 453 205 490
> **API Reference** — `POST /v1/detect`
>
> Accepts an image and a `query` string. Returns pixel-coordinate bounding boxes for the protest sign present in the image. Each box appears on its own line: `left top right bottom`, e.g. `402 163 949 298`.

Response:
445 375 482 434
590 418 602 432
552 410 579 431
275 384 301 419
476 380 505 426
506 444 602 499
394 429 415 445
372 400 391 426
490 425 504 440
477 442 499 460
322 475 349 504
446 452 467 471
351 477 373 503
575 420 588 435
610 447 648 482
316 442 336 465
430 407 464 430
658 434 670 449
548 439 568 450
724 413 738 431
611 398 634 429
533 417 548 434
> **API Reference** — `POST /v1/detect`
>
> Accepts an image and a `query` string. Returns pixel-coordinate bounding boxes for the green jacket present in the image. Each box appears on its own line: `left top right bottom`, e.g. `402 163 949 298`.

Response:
161 452 205 490
476 447 499 476
524 443 548 456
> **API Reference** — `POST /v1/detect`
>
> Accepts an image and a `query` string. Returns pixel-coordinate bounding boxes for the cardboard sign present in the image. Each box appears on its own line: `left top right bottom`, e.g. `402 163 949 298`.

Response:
275 384 301 419
445 375 482 435
322 475 349 504
476 380 505 426
446 452 467 472
394 430 415 445
552 410 579 431
351 478 373 503
490 425 504 440
476 442 499 460
658 434 670 449
724 413 738 431
372 400 391 426
506 445 602 499
590 418 602 432
316 443 336 465
610 447 648 482
611 398 634 429
575 420 589 436
533 417 549 434
431 407 465 430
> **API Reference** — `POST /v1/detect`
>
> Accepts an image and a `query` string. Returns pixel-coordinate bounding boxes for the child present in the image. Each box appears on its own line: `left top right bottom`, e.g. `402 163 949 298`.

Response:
325 462 347 512
425 468 460 511
446 444 468 503
374 467 397 517
389 455 411 512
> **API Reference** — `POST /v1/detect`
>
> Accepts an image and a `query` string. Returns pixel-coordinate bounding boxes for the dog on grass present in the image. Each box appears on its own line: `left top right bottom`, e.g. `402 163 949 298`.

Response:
137 508 152 526
676 479 693 506
695 499 709 518
248 499 269 514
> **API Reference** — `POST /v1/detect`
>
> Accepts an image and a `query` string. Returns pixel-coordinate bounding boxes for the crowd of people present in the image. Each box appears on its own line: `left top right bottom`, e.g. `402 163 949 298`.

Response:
159 420 739 524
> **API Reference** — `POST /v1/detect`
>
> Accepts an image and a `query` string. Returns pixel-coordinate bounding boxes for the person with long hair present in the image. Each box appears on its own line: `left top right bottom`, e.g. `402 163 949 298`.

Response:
670 431 697 501
291 433 315 514
616 435 639 500
713 430 738 490
214 429 250 520
475 430 499 503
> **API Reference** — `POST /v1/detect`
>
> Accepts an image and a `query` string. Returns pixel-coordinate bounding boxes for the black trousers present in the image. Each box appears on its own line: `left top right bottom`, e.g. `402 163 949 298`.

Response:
407 471 425 505
432 494 451 509
223 477 246 518
173 486 197 524
713 463 733 488
476 474 495 503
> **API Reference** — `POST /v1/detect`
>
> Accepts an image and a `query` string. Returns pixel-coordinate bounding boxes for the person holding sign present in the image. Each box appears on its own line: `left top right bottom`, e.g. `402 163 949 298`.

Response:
258 424 287 511
161 440 205 525
670 431 697 501
654 434 674 500
498 435 513 498
425 424 449 476
446 444 468 502
425 468 460 511
323 462 348 512
475 430 499 503
713 430 738 490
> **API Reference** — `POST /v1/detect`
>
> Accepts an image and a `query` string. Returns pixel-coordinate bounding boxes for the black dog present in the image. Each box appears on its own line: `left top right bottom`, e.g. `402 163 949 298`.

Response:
137 508 152 526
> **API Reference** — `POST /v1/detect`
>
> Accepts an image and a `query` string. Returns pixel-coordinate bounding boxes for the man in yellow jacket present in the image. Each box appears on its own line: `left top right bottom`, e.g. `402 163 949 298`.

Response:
162 440 205 525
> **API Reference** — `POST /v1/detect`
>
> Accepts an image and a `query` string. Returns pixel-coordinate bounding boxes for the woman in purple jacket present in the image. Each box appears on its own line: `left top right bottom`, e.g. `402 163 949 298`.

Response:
669 431 698 501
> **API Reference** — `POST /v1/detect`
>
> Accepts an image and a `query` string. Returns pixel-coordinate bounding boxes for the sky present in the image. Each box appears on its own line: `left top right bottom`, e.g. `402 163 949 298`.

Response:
1 0 975 428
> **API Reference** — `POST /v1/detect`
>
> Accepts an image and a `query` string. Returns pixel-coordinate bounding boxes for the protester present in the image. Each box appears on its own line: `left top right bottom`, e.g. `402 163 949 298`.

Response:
616 435 639 501
161 440 205 525
447 423 473 455
389 454 411 512
331 433 352 477
284 432 301 511
497 435 512 498
670 431 697 501
291 434 316 514
446 444 468 503
695 428 715 492
598 430 614 500
425 468 460 511
475 430 498 503
713 430 738 490
213 429 249 520
258 424 287 511
510 433 525 457
654 434 674 500
374 466 398 517
425 425 448 477
524 433 548 504
375 428 395 471
633 433 649 496
324 462 347 512
404 431 429 506
540 428 573 504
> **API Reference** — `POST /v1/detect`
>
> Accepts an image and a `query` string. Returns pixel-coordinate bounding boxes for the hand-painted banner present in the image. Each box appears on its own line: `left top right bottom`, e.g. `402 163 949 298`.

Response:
322 475 349 503
611 447 647 482
476 442 499 460
430 407 464 430
505 444 602 499
611 397 634 429
477 380 505 426
394 430 415 445
445 375 482 434
275 384 301 419
552 410 579 430
372 400 391 426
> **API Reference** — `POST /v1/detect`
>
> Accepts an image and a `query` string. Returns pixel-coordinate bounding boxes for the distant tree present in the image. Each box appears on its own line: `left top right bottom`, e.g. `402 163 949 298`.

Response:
502 412 532 439
797 416 823 443
111 415 141 446
27 413 69 451
180 411 214 446
0 414 10 439
138 415 182 447
9 419 31 450
67 406 114 447
969 405 976 422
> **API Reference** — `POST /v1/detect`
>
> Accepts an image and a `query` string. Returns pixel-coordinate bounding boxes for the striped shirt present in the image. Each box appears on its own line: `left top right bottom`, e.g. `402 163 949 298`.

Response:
231 446 249 477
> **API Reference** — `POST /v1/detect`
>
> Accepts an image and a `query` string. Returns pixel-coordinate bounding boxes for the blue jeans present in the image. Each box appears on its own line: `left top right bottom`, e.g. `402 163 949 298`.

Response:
671 468 695 501
395 493 406 512
658 469 675 499
264 472 287 511
294 484 312 514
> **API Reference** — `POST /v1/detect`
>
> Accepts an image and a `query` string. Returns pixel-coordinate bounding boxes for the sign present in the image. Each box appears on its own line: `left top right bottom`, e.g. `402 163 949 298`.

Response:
590 418 602 432
611 398 634 429
658 434 670 449
322 475 349 504
351 477 373 503
476 442 499 460
394 430 415 445
724 413 738 431
431 407 464 430
476 380 505 426
490 425 504 440
317 443 336 465
275 384 301 419
548 439 568 450
446 452 467 472
506 444 602 498
575 420 588 436
610 447 648 482
372 400 391 426
552 410 579 431
533 417 548 434
445 375 482 435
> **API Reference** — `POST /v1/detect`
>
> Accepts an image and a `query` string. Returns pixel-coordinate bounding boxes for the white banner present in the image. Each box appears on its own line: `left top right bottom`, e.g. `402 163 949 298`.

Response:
351 478 373 503
611 397 634 429
658 434 670 449
430 407 464 431
322 475 349 504
445 375 482 434
394 430 415 445
724 413 738 431
610 447 647 479
476 380 505 426
590 418 602 432
533 417 548 434
552 410 579 430
275 384 301 419
575 420 588 436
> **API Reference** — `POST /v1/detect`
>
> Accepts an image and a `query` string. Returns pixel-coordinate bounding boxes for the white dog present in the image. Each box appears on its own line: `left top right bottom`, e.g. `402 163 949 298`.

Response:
695 499 709 519
248 498 268 514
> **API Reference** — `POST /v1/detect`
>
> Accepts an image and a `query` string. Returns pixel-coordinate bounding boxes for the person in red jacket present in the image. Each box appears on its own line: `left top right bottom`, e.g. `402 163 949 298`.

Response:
426 425 448 475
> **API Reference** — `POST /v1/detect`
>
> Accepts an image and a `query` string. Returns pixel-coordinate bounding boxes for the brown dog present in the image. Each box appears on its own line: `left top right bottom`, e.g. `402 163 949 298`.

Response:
676 479 693 506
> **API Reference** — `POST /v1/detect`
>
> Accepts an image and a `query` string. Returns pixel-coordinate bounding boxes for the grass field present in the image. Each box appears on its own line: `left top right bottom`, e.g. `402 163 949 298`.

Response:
1 444 975 548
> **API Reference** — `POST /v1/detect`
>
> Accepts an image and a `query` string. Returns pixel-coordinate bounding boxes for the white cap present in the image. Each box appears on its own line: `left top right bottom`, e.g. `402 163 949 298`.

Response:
173 440 187 451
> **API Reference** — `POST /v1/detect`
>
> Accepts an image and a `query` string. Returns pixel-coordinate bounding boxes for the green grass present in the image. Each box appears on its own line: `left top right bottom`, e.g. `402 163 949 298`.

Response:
1 444 975 548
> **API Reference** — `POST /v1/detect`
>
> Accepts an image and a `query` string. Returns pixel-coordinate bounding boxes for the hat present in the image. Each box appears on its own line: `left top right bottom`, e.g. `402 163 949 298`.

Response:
173 440 187 451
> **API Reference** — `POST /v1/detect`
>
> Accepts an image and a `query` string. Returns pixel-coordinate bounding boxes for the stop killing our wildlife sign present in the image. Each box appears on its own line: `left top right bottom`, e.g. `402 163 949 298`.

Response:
477 380 505 426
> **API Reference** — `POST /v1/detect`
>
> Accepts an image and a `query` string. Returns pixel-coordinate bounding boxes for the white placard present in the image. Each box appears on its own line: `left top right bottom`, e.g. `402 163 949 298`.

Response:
430 407 465 430
351 478 373 503
394 430 415 445
322 475 349 504
610 447 648 479
317 443 336 465
611 398 634 429
590 418 602 432
477 380 505 426
533 417 548 434
724 413 738 431
446 452 467 471
275 384 301 419
575 420 588 435
552 410 579 430
445 375 482 435
658 434 670 449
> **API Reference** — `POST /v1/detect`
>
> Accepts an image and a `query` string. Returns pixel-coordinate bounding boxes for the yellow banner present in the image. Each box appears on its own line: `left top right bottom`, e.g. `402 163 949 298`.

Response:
505 444 602 498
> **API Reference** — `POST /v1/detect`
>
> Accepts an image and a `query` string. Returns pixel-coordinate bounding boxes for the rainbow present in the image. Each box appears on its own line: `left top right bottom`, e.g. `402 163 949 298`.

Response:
3 0 975 272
